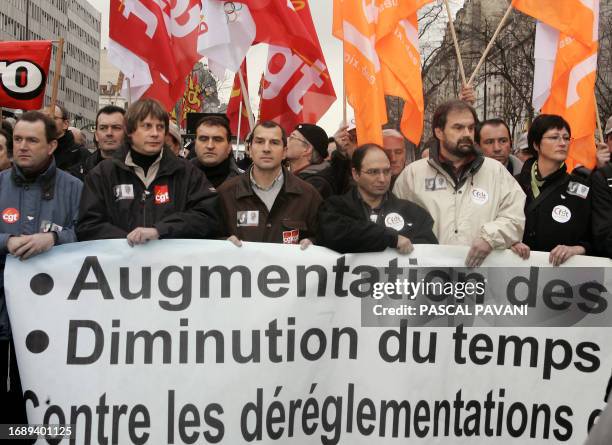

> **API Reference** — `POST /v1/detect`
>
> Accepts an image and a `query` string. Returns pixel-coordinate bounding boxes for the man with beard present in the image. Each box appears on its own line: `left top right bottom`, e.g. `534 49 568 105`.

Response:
393 100 525 267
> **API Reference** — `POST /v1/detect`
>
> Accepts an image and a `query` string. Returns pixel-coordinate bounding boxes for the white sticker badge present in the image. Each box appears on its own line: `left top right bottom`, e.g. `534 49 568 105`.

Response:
384 213 405 231
470 187 489 205
552 205 571 223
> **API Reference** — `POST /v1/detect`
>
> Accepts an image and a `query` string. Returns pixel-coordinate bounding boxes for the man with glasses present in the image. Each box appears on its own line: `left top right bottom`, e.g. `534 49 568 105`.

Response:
217 120 322 247
318 144 436 253
393 100 525 267
287 123 335 198
49 104 89 177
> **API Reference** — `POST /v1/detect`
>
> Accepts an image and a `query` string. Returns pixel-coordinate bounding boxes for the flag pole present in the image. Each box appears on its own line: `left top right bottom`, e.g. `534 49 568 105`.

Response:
238 70 255 131
342 40 347 124
595 93 605 143
237 98 243 148
467 4 513 85
47 37 64 115
443 0 467 86
126 77 132 107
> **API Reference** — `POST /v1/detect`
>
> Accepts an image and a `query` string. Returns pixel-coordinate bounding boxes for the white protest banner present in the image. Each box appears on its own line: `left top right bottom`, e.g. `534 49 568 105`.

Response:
5 240 612 444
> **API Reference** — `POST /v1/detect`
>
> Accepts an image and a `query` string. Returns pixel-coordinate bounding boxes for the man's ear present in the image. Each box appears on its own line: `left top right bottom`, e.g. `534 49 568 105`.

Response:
48 139 58 156
434 127 444 142
351 167 359 182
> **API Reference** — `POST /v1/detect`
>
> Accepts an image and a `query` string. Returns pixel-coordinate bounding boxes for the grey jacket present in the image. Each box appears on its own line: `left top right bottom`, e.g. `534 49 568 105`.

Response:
0 161 82 339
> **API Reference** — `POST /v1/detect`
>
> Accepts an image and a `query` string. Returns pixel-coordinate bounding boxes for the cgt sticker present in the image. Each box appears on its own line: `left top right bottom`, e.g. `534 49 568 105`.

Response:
154 185 170 205
552 205 571 223
282 229 300 244
2 207 20 224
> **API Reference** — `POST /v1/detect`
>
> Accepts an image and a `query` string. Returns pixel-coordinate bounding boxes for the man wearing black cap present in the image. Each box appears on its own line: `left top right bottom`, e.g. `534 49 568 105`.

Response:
287 123 335 199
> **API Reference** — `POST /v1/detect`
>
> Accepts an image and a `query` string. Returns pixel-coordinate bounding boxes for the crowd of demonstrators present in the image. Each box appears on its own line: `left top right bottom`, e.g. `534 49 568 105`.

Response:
76 98 219 244
3 94 612 431
286 123 335 198
318 144 436 254
217 121 321 248
393 100 526 267
192 115 244 188
0 111 82 428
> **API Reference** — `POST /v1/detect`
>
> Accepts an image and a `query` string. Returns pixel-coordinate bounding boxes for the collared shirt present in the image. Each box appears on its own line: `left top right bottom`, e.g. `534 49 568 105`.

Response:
250 168 284 211
356 190 390 223
125 149 164 188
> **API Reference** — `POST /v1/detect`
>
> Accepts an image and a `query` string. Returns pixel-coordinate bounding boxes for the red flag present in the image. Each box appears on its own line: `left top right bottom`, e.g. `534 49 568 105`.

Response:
226 61 250 139
0 41 52 110
258 0 336 132
109 0 203 109
244 0 321 62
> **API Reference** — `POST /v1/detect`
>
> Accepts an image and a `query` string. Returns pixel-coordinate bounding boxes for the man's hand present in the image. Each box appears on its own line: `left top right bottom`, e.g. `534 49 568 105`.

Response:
126 227 160 247
299 238 312 250
396 235 414 254
511 242 530 259
459 84 476 106
549 245 584 267
596 142 610 169
9 233 55 260
227 235 242 247
465 237 493 267
333 124 351 155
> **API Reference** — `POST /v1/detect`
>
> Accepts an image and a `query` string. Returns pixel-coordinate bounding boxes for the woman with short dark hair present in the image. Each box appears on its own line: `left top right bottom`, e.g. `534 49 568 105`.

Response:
512 114 591 265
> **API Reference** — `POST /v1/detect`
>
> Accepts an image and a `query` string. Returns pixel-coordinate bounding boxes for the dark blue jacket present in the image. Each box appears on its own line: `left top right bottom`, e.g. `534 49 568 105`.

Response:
0 161 82 339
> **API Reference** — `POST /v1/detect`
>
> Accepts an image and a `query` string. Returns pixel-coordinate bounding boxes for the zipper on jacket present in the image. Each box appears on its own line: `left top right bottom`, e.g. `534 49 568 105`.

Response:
141 190 150 228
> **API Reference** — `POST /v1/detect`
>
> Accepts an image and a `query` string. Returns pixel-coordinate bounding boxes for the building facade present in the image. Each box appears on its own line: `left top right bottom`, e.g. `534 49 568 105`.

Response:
0 0 101 127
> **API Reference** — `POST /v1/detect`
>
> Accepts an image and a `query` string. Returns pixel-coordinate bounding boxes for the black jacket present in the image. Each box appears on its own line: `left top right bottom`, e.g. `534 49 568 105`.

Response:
318 187 437 253
516 159 592 253
54 130 90 178
591 163 612 258
77 145 220 241
192 155 243 189
296 161 336 199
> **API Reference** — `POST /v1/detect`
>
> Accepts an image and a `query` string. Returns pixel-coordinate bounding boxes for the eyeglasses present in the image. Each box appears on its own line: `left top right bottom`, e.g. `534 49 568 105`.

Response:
542 135 573 144
361 168 391 176
288 134 310 145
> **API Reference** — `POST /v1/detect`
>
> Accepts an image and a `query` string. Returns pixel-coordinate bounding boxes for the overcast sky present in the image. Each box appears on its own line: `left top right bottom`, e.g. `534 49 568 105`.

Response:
87 0 460 135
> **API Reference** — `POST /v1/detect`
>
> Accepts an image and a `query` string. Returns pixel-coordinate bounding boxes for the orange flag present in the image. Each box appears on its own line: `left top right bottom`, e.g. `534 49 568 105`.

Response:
513 0 599 169
377 0 433 145
333 0 432 145
333 0 387 145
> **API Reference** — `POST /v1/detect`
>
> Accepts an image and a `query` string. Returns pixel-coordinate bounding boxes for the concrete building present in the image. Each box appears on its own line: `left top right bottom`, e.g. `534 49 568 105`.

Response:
0 0 101 127
98 47 128 110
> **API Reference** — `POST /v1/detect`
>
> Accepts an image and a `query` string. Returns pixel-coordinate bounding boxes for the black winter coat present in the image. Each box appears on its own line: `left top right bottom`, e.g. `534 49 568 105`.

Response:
318 187 437 253
515 159 592 253
77 146 220 241
591 163 612 258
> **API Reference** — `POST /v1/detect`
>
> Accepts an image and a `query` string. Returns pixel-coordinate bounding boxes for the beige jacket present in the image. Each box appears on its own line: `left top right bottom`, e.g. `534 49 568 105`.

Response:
393 155 525 248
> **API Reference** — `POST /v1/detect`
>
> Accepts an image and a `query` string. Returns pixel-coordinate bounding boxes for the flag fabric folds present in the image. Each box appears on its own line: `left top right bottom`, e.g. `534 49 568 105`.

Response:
109 0 203 109
226 61 250 140
333 0 432 145
513 0 600 169
258 0 336 133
